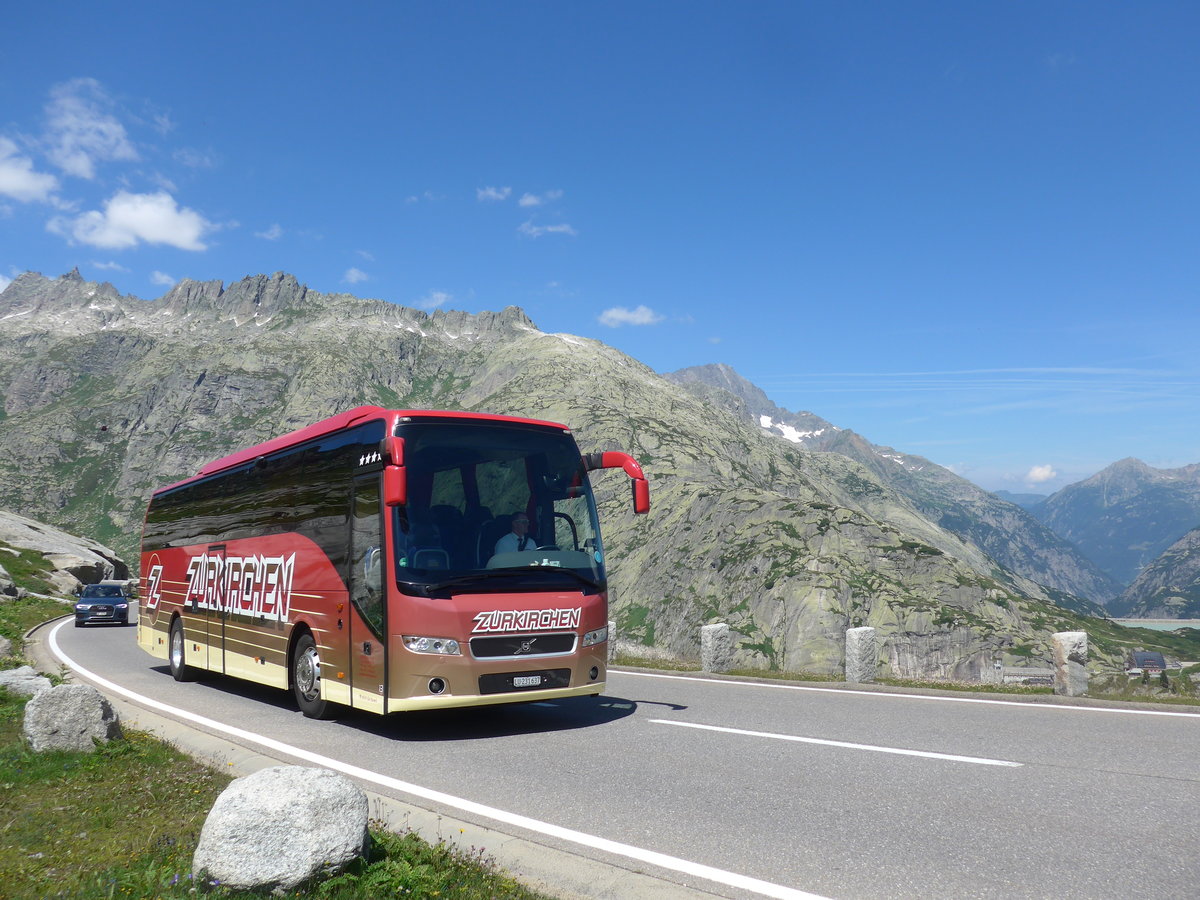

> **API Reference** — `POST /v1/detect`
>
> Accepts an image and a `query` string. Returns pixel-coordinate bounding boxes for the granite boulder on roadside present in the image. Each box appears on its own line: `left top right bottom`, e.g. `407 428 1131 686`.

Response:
23 683 122 751
193 766 369 891
0 665 50 696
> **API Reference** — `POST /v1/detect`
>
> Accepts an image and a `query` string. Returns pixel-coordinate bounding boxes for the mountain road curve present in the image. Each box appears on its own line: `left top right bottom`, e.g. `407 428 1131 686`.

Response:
35 616 1200 900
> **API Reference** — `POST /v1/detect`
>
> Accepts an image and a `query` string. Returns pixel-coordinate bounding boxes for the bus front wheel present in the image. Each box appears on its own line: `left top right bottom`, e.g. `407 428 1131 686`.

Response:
292 633 332 719
169 618 194 682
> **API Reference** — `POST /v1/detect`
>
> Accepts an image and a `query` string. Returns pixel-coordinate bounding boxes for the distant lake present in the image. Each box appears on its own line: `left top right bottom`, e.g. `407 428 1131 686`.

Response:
1113 619 1200 632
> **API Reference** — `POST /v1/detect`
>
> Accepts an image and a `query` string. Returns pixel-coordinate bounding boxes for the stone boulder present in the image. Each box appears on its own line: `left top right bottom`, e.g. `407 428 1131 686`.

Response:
0 510 128 594
0 635 13 658
193 766 369 891
1 559 25 598
0 665 50 696
23 683 122 751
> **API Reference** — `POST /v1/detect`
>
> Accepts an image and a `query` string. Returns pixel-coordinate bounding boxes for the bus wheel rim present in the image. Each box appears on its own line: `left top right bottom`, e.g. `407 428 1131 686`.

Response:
170 627 183 668
297 647 320 700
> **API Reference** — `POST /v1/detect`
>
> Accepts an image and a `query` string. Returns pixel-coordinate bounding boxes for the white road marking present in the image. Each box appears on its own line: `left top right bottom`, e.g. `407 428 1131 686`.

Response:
651 719 1023 767
616 669 1200 718
47 621 827 900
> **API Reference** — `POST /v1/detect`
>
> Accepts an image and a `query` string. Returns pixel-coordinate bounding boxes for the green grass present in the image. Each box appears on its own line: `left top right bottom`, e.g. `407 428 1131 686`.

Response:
0 687 552 900
1 578 549 899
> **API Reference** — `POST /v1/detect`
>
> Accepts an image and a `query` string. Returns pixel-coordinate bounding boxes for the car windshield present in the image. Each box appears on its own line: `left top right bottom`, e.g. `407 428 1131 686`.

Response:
81 585 124 598
391 420 606 595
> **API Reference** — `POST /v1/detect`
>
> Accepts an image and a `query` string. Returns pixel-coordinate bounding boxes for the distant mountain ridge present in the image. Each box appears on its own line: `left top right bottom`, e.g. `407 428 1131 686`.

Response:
665 364 1120 610
1031 457 1200 594
1120 527 1200 618
0 270 1169 676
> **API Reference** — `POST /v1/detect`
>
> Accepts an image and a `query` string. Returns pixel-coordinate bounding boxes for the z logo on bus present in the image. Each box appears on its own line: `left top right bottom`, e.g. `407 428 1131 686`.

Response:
145 564 164 610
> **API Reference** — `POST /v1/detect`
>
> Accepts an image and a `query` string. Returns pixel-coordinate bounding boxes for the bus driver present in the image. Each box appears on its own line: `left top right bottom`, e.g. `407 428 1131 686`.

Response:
494 513 535 554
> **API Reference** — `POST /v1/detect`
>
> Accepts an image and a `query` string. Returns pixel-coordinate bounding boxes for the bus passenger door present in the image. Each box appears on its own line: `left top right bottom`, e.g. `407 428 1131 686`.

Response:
348 476 386 712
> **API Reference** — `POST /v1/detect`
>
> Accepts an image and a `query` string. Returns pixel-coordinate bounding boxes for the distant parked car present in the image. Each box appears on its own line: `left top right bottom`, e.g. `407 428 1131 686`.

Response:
74 582 131 626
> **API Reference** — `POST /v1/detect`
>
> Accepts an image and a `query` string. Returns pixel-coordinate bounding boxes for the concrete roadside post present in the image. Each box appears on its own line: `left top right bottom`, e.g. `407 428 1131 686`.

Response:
1053 631 1088 697
607 619 616 664
845 626 878 684
701 623 733 673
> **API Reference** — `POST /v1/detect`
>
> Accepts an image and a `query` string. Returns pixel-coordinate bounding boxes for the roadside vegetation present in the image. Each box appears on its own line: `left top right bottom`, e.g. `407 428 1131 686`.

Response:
0 588 550 899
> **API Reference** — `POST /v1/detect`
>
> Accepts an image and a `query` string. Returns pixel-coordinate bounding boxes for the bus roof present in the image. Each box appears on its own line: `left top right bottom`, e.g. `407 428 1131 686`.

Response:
181 406 570 484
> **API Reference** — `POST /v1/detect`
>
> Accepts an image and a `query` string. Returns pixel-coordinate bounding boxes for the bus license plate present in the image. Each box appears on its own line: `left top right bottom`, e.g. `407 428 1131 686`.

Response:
513 675 542 688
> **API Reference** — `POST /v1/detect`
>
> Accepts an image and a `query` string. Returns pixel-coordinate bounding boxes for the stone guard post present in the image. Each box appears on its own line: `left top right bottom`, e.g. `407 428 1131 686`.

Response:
608 619 616 663
701 623 733 673
845 627 878 684
1053 631 1088 697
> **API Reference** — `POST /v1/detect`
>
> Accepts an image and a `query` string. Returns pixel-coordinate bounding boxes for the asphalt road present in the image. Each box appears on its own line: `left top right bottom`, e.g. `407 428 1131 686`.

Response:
44 617 1200 900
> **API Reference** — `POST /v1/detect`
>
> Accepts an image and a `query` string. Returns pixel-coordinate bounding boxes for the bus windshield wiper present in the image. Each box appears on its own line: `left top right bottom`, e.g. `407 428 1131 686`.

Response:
420 567 602 594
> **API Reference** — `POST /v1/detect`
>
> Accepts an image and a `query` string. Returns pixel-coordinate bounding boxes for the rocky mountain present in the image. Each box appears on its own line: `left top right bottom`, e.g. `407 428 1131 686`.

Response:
0 270 1144 677
665 364 1119 611
0 508 127 597
1120 527 1200 618
1031 458 1200 593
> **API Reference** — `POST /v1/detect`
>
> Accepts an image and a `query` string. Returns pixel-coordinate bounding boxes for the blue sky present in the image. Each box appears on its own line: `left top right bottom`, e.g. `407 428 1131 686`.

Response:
2 2 1197 494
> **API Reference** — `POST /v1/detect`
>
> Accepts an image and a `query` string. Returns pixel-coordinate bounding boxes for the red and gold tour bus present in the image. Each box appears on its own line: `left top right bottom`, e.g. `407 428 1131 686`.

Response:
138 406 649 718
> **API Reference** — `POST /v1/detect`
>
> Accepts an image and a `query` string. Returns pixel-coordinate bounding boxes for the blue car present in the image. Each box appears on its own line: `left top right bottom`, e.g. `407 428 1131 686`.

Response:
74 582 131 627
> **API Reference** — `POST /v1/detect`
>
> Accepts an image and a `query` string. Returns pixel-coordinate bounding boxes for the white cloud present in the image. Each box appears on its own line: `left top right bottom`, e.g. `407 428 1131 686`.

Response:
48 190 212 250
598 305 665 327
518 220 577 238
43 78 138 179
0 137 59 202
343 267 369 284
1026 464 1057 484
356 249 374 261
255 223 283 240
150 270 176 286
477 186 512 201
91 260 129 272
518 189 563 207
173 147 215 169
419 290 452 310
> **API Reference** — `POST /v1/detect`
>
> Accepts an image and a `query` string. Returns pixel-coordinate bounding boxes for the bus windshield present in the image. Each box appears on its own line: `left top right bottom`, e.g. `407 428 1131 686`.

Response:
393 420 606 595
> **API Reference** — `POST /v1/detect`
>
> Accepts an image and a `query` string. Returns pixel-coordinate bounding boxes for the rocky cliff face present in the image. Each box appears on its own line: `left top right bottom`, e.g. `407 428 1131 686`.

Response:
666 364 1119 610
0 271 1129 676
1121 527 1200 618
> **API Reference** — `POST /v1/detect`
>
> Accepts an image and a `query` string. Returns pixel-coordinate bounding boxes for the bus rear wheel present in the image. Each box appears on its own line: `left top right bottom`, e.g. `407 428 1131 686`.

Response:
169 618 194 682
292 633 332 719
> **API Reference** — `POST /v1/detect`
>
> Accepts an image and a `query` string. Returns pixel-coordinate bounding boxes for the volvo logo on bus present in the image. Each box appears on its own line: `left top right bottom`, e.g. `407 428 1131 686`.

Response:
515 638 538 655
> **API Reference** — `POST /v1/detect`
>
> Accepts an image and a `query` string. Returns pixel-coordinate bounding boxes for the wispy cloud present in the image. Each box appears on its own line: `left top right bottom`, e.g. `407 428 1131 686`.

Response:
477 186 512 202
0 137 59 202
356 249 374 261
173 147 216 169
518 220 576 238
598 305 664 327
150 270 176 286
518 189 563 207
48 190 213 250
255 223 283 240
91 260 129 272
43 78 138 179
419 290 452 310
0 272 11 292
343 267 369 285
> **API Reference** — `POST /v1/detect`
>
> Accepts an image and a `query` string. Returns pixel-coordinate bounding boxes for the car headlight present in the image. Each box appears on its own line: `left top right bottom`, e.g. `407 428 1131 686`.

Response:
75 604 89 611
581 626 608 647
402 635 461 655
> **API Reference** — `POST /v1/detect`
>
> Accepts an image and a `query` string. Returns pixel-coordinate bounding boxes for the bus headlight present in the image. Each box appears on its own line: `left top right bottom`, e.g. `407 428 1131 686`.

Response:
581 626 608 647
403 635 461 656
